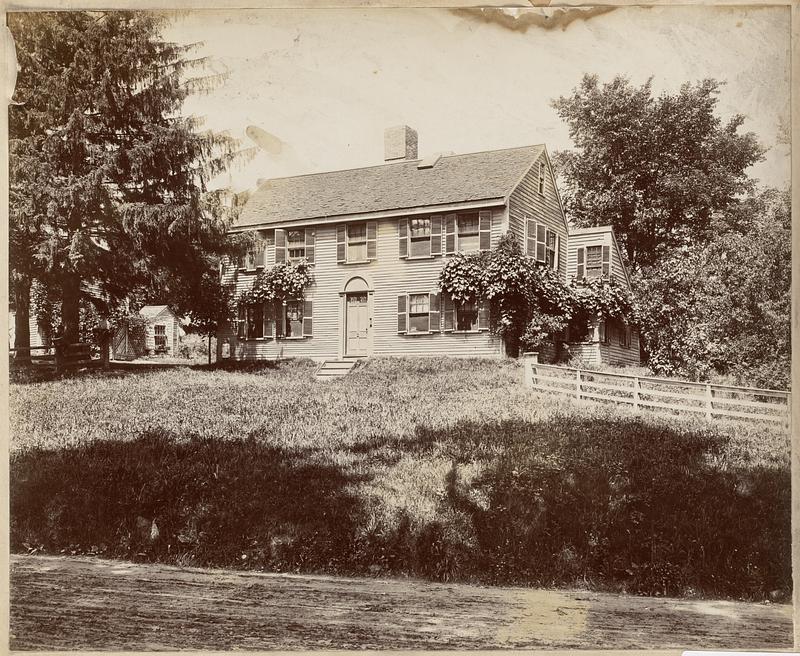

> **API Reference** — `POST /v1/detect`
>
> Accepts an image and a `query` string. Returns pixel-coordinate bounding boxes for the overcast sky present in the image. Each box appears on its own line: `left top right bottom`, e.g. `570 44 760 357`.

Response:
164 5 791 193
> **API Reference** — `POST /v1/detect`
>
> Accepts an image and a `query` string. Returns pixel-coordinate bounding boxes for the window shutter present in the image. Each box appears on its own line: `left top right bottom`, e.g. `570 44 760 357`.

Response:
442 294 454 331
479 211 492 251
275 300 285 338
602 245 611 277
536 224 546 262
263 302 275 338
445 214 457 254
477 301 489 331
305 229 315 264
336 225 347 263
255 237 266 267
577 247 585 279
237 306 246 339
526 217 535 256
274 229 286 264
303 299 313 336
429 292 440 333
554 234 560 271
397 294 407 333
430 215 442 256
366 221 377 260
398 218 408 258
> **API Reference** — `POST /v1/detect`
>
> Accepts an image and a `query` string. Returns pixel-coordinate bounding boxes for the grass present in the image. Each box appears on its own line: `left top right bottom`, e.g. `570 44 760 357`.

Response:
9 357 791 601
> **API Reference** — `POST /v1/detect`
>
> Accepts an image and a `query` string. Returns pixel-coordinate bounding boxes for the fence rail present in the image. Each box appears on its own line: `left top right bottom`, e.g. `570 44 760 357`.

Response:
523 360 790 427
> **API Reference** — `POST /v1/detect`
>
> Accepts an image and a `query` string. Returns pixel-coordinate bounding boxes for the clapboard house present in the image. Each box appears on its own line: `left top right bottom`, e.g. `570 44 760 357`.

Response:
218 126 640 366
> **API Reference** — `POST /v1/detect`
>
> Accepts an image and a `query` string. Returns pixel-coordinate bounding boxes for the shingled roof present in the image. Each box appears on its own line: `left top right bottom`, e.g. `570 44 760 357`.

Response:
234 144 545 229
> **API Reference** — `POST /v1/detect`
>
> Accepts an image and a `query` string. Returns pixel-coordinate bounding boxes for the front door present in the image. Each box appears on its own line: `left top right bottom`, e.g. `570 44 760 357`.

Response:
346 292 369 356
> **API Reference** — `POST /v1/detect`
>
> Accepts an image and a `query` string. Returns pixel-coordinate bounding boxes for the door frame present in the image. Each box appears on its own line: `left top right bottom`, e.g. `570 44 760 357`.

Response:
338 275 374 359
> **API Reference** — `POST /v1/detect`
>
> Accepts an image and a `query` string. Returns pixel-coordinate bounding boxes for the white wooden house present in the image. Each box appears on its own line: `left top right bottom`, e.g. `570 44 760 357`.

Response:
218 126 640 366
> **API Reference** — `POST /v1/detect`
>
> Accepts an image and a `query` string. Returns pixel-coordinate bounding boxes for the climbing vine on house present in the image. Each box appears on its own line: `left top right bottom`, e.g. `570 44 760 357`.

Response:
439 232 632 356
237 261 314 307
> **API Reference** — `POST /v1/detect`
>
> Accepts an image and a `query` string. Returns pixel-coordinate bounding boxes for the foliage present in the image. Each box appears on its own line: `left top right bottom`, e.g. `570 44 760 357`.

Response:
9 358 789 600
8 12 252 343
552 75 763 269
440 233 632 354
634 189 790 387
238 261 314 306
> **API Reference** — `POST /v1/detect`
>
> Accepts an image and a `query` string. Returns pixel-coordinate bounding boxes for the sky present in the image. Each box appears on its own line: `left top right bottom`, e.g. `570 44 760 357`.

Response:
163 5 791 193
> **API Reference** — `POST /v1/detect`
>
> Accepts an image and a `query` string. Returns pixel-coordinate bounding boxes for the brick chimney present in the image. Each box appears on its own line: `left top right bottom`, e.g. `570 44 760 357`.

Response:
384 125 418 161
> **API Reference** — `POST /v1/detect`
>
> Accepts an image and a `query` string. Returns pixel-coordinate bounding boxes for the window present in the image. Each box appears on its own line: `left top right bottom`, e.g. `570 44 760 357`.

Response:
619 322 632 348
538 162 545 195
154 324 167 351
247 304 264 339
287 229 305 262
237 303 274 340
456 300 479 332
338 221 377 263
408 293 430 333
409 218 431 257
586 246 603 280
546 230 557 268
598 321 609 344
457 214 480 252
241 234 265 269
527 218 558 270
347 223 367 262
284 300 303 337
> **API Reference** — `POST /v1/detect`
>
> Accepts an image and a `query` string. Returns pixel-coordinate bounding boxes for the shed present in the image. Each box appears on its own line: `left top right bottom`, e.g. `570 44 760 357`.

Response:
139 305 184 355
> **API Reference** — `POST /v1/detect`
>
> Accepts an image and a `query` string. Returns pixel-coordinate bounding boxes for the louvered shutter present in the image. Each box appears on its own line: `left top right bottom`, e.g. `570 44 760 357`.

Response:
526 217 535 256
398 218 408 258
479 211 492 251
305 229 315 264
536 224 546 262
445 214 457 254
274 301 285 338
366 221 377 260
237 305 246 339
274 229 286 264
577 247 585 279
478 301 489 331
429 293 440 333
602 245 611 277
442 294 454 331
336 225 347 263
397 295 407 333
303 299 313 336
263 302 275 338
430 215 442 256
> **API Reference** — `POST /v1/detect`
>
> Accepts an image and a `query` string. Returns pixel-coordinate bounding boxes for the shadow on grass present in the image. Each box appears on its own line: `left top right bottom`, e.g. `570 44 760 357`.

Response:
10 416 791 600
11 430 365 572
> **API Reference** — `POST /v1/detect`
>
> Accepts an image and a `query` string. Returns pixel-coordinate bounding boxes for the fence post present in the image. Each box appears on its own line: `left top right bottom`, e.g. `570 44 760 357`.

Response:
633 376 640 411
521 351 538 388
576 368 582 400
705 383 714 419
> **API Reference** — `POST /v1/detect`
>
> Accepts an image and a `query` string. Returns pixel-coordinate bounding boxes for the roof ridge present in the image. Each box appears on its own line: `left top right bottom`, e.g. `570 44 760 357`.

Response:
255 143 545 186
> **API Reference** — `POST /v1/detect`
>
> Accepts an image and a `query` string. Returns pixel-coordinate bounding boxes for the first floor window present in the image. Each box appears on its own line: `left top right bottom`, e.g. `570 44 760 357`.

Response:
408 293 430 332
456 300 479 331
284 300 303 337
247 304 264 339
618 322 632 348
154 324 167 350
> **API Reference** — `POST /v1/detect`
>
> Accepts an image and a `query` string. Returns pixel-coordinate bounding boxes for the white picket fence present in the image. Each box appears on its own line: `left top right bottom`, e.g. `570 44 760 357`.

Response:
523 359 790 427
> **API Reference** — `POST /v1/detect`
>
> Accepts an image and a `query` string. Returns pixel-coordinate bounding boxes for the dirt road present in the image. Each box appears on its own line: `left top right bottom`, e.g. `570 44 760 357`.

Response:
10 554 792 651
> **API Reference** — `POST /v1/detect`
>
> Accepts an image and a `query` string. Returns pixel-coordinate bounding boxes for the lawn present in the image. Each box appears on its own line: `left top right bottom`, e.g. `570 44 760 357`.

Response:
9 357 791 601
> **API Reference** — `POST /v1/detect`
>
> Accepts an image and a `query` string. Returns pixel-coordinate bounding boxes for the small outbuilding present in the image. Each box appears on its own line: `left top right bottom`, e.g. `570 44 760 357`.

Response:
112 305 185 360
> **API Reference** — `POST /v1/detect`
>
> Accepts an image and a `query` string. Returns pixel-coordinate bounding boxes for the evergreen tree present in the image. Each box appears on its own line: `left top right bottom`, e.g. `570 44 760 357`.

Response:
9 11 248 345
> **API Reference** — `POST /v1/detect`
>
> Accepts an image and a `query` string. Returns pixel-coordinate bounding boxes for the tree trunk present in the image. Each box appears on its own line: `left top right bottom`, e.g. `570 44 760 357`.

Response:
61 272 82 343
207 331 212 365
13 274 32 364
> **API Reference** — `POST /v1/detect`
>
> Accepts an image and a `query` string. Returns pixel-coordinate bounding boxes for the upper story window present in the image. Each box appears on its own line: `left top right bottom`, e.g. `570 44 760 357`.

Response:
538 162 545 195
526 218 559 270
444 211 492 254
275 228 315 265
240 233 266 270
576 244 610 280
398 216 442 259
337 221 377 264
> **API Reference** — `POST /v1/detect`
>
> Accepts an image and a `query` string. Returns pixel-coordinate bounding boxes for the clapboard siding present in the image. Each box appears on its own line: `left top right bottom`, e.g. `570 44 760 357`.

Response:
219 208 506 361
600 324 641 367
507 152 568 280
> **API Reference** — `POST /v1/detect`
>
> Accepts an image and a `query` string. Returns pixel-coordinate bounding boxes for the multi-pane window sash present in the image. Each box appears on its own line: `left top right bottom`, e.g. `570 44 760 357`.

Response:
538 162 545 195
287 229 305 262
444 211 491 254
397 292 441 334
441 294 489 332
338 221 377 263
398 216 442 258
275 228 315 264
576 244 610 280
154 324 167 350
526 218 559 270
